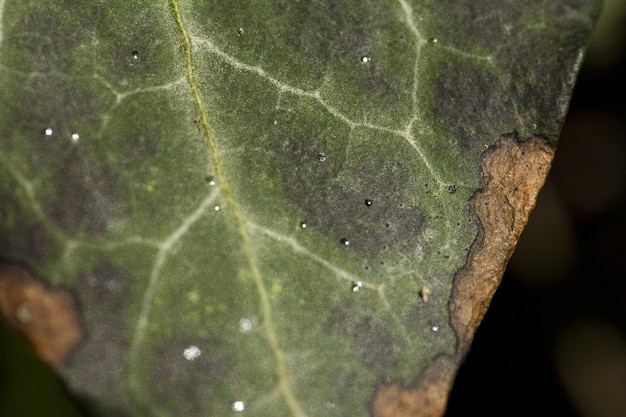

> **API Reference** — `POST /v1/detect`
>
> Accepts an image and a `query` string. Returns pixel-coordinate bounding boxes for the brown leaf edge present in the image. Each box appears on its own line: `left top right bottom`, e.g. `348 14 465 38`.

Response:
0 264 83 370
372 134 555 417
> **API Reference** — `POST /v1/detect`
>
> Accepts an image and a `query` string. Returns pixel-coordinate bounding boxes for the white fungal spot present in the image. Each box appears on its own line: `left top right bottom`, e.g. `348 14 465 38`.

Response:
239 317 254 333
183 345 201 361
232 400 245 412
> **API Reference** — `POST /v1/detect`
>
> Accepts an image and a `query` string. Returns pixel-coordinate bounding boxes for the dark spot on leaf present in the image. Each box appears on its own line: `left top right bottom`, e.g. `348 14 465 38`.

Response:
435 59 516 151
44 147 119 236
64 262 135 406
329 305 402 375
272 126 426 256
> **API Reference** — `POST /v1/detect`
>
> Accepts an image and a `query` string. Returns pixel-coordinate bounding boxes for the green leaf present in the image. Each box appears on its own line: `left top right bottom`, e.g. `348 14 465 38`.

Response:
0 1 599 416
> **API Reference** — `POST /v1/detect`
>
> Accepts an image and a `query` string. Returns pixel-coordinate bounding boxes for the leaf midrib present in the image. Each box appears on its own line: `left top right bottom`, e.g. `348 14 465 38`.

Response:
127 2 307 416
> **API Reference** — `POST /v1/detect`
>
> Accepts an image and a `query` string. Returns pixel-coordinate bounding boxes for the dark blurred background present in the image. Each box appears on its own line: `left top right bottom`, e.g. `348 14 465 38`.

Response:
447 0 626 416
2 1 625 416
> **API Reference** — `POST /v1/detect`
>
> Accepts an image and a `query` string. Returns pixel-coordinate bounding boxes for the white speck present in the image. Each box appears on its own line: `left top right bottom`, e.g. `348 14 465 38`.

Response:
71 133 80 142
361 56 370 63
183 345 201 361
208 180 216 186
214 205 221 211
273 120 278 125
239 317 254 333
44 128 53 136
352 281 362 292
431 324 439 332
232 401 245 412
300 222 307 229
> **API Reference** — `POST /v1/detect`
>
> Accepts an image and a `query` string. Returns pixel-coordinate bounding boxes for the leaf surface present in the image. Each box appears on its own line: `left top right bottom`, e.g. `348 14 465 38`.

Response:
0 1 599 416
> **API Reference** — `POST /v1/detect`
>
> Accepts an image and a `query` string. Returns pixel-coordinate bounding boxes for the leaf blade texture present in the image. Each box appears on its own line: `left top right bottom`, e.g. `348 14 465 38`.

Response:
0 0 600 416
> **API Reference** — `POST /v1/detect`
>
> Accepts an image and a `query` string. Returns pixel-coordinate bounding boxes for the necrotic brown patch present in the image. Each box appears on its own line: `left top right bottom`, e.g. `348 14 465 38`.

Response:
450 135 554 354
371 135 555 417
0 265 82 369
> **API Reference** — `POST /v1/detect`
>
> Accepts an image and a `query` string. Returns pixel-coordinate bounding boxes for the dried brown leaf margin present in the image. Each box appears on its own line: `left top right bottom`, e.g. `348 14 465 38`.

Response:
0 264 83 369
373 135 555 417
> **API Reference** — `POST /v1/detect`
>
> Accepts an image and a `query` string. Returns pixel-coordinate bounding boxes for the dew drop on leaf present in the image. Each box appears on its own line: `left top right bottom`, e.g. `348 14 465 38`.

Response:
231 401 245 412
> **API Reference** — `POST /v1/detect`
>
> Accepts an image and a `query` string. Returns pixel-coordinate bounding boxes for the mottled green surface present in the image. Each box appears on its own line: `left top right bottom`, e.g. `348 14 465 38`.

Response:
0 1 599 416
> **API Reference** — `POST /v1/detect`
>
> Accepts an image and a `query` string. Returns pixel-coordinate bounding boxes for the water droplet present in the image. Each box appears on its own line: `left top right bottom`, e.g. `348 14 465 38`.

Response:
71 133 80 142
300 222 307 229
340 238 350 246
214 205 221 211
361 55 371 63
183 345 201 360
447 185 458 194
239 318 254 333
317 153 327 162
237 27 244 36
351 281 363 292
365 199 373 207
428 37 438 44
131 50 139 59
232 401 245 412
431 324 440 332
44 128 53 136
